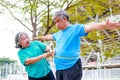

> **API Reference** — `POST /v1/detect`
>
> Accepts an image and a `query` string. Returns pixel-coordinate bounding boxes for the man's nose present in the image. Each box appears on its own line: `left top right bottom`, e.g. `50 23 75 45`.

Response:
56 23 59 26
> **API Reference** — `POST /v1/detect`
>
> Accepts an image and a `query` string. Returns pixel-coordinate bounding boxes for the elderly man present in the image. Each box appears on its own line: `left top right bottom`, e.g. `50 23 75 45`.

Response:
33 10 120 80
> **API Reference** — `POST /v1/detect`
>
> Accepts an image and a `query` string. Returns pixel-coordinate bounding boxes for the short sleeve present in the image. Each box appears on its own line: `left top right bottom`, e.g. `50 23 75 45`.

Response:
18 51 28 66
52 31 61 41
75 24 88 36
33 40 46 53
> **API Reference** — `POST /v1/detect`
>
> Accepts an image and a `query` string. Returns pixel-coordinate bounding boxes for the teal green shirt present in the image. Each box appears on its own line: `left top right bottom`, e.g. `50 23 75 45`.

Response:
18 40 51 78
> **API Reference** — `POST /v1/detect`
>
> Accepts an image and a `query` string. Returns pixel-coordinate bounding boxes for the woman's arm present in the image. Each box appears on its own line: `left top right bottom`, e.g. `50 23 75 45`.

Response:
25 49 54 65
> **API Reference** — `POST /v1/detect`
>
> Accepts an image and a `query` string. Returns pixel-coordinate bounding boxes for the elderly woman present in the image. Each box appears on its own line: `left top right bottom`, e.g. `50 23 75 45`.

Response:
15 32 55 80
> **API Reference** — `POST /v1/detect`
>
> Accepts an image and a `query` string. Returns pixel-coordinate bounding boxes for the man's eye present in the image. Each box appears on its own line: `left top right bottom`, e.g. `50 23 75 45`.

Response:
56 21 60 23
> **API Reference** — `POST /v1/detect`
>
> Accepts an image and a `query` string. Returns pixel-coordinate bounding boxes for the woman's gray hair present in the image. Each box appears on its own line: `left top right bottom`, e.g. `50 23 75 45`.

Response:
15 32 28 48
52 10 69 21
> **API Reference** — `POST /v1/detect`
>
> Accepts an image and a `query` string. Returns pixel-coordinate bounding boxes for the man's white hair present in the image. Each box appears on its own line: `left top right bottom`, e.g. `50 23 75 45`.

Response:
52 10 69 21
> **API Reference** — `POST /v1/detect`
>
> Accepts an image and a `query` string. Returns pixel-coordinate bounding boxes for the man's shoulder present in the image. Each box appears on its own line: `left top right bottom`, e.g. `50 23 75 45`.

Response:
70 24 84 30
74 23 84 27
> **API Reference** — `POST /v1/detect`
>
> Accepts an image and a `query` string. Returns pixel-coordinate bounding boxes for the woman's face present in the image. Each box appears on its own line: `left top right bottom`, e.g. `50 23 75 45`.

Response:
19 33 30 48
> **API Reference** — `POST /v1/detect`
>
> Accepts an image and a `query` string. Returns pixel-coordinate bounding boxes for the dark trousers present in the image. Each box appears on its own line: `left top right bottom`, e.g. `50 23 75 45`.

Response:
28 70 55 80
56 58 82 80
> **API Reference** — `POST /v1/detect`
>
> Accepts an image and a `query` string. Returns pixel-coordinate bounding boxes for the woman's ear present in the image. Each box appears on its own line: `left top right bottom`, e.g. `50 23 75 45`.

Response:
15 44 22 48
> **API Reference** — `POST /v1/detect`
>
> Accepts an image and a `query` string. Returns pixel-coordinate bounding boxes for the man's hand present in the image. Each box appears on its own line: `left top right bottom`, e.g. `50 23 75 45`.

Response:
49 49 55 56
106 20 120 29
43 49 55 58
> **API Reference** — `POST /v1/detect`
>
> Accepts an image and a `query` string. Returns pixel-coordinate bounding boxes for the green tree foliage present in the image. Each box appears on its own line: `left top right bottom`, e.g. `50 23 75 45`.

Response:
0 57 17 66
65 0 120 61
0 0 77 37
0 0 120 61
1 0 119 36
67 0 120 23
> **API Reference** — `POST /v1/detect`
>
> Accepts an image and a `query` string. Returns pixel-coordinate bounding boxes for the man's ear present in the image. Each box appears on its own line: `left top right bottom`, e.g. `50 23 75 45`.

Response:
63 16 67 20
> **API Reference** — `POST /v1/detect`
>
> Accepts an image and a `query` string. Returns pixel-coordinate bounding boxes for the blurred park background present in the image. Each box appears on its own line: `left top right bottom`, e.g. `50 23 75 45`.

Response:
0 0 120 80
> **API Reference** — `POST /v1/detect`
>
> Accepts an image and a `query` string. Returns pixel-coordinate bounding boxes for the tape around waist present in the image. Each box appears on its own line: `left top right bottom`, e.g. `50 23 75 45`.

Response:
54 55 80 60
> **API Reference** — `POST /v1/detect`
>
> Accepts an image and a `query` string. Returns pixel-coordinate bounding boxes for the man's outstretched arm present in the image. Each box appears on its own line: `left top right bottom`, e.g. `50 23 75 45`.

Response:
85 20 120 33
33 34 54 41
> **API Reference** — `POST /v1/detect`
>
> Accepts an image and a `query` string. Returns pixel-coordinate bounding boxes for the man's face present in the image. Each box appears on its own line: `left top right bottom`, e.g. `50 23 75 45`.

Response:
19 33 30 48
54 17 67 30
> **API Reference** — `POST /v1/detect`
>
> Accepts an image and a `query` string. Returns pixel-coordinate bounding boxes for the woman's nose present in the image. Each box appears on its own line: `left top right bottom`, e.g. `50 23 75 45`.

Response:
24 38 29 42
